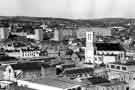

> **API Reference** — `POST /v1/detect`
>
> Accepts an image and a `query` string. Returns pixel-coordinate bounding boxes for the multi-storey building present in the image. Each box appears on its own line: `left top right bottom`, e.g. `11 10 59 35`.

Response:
34 28 43 41
106 61 135 89
85 32 95 63
27 28 43 41
5 49 40 58
0 27 9 40
85 32 125 64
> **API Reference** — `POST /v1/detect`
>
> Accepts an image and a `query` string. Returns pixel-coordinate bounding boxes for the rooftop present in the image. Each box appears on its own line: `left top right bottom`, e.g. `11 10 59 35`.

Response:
85 77 110 85
98 81 127 87
95 43 125 51
63 67 93 75
33 77 82 89
11 62 44 71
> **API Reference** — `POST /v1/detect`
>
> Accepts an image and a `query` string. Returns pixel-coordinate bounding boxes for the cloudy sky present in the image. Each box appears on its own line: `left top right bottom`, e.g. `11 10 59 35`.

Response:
0 0 135 19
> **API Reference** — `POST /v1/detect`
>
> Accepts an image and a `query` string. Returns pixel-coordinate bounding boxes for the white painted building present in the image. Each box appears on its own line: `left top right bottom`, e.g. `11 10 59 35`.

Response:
26 28 43 41
85 32 95 63
5 49 40 58
0 27 9 40
0 65 15 81
34 28 43 41
85 31 125 64
106 62 135 89
51 29 60 41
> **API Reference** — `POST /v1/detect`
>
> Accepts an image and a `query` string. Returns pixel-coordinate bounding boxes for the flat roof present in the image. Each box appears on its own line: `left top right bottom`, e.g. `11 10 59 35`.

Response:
33 77 81 89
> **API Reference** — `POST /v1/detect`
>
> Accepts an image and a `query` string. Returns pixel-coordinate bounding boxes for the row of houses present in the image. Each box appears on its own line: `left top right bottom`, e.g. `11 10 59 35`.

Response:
5 49 41 58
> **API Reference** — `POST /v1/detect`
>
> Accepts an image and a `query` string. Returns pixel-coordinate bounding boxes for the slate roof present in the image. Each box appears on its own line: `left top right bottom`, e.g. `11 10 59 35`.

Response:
98 81 127 87
34 77 81 89
11 62 43 71
95 43 125 51
63 67 93 75
0 55 17 61
83 77 110 85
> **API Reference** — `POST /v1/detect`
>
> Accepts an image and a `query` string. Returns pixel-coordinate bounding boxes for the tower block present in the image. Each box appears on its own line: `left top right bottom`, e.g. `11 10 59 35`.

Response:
85 32 95 63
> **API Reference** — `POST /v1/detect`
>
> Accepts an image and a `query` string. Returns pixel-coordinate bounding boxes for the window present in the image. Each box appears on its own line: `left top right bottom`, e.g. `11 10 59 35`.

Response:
76 87 81 90
88 33 91 40
116 66 120 70
106 64 109 68
126 87 129 90
9 69 11 73
111 65 115 69
122 67 127 71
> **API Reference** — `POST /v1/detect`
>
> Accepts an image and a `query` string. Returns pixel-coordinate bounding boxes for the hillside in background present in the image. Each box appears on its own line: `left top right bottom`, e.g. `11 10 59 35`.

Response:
0 16 132 27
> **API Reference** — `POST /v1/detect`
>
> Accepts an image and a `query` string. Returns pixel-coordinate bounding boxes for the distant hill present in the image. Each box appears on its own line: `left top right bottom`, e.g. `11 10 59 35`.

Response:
0 16 133 27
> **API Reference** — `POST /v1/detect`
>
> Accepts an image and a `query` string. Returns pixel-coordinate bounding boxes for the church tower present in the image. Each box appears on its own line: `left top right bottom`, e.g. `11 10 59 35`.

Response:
85 32 95 63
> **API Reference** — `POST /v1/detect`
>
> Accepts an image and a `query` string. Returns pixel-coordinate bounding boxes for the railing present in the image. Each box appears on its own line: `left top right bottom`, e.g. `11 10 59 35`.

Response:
16 72 23 80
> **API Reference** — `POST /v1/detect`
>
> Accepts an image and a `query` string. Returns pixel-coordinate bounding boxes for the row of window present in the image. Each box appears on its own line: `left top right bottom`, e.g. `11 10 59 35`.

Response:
22 53 39 57
106 64 127 71
22 51 39 57
67 87 81 90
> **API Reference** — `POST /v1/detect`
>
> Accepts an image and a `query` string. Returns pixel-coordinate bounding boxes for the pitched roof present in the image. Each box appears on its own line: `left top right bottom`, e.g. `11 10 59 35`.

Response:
95 43 125 51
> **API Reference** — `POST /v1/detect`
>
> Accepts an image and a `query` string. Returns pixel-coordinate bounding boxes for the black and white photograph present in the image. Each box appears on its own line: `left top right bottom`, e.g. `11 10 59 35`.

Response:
0 0 135 90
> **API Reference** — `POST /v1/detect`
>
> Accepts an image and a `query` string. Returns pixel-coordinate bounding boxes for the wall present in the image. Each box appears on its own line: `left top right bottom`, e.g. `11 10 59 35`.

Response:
103 56 116 64
3 65 15 81
22 71 41 81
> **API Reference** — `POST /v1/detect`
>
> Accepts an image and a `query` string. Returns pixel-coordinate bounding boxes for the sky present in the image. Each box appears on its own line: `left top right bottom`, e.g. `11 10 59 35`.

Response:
0 0 135 19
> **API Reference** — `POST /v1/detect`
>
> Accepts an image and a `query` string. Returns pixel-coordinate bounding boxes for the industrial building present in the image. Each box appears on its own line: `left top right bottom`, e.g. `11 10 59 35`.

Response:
106 61 135 89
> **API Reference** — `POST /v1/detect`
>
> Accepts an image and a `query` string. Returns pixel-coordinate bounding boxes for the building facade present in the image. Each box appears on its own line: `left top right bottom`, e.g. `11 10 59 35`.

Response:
106 62 135 89
5 49 40 58
0 65 15 81
34 28 43 41
0 27 9 40
85 31 125 64
26 28 43 41
85 32 95 63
